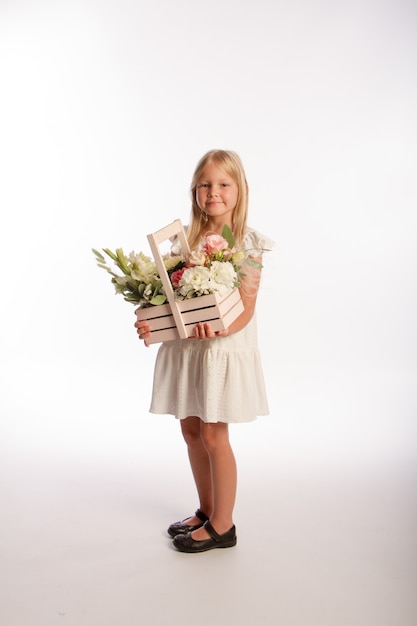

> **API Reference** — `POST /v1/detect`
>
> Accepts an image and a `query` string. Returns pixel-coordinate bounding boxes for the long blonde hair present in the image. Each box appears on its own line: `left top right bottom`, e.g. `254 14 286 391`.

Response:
187 150 248 251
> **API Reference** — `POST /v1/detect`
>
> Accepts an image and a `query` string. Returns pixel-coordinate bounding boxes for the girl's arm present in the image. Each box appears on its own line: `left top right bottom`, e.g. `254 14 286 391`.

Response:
193 254 263 340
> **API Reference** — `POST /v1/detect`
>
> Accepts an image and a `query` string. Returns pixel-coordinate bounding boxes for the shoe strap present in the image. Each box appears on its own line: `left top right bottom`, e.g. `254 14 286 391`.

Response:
204 520 222 542
195 509 209 523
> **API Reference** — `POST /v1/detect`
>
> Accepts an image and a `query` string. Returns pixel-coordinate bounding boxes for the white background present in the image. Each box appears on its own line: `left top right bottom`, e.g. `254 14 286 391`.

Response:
1 0 415 469
0 1 416 623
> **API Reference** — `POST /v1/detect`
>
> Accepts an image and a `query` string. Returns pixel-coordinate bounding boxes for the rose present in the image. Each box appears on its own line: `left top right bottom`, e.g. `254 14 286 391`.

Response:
204 234 228 255
188 249 207 266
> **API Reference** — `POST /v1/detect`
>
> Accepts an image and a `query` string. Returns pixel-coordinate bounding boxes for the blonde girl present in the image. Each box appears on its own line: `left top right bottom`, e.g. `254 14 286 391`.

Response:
135 149 274 553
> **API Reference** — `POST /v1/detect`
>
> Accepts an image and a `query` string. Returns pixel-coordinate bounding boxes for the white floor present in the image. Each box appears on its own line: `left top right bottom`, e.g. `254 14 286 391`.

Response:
1 369 416 626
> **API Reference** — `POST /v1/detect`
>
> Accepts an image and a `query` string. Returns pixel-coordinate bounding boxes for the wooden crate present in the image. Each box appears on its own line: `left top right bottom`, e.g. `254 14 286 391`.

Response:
136 287 244 344
135 220 244 344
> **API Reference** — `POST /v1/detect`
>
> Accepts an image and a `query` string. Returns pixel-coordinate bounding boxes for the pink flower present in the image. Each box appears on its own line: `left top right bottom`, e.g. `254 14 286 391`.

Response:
188 249 207 266
204 234 228 255
170 267 186 288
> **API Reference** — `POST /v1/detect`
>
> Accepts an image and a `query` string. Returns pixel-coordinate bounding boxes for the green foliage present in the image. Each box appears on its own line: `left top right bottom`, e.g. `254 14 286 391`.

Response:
150 294 167 305
221 224 235 248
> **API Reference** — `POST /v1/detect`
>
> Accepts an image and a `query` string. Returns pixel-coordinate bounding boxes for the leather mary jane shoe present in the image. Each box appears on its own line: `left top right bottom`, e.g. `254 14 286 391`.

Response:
173 521 237 553
167 508 209 538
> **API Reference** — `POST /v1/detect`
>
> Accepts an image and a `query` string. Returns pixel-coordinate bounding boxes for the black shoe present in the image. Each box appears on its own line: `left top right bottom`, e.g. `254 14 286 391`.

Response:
173 520 237 553
167 508 209 538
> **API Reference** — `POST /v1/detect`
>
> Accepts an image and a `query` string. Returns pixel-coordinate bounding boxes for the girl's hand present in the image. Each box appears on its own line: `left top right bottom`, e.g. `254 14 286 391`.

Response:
134 317 152 346
193 322 229 340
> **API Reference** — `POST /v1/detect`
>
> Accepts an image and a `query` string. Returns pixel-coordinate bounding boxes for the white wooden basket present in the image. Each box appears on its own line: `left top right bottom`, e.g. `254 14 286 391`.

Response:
135 219 244 344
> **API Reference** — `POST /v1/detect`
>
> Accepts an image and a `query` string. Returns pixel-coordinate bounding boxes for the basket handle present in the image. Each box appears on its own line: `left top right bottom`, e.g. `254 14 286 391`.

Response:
147 219 190 339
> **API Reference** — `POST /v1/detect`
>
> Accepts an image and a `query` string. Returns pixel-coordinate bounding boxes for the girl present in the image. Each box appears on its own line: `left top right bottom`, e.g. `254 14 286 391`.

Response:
134 149 274 553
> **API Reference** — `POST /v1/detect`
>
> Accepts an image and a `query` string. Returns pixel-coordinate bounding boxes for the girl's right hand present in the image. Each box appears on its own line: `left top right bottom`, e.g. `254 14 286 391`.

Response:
134 317 152 346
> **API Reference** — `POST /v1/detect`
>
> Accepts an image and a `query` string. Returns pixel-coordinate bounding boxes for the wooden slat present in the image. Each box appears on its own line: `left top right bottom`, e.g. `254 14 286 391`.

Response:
147 219 189 339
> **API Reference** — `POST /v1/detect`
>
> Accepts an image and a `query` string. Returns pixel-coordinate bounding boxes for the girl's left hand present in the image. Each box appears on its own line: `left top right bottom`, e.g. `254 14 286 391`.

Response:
193 322 229 340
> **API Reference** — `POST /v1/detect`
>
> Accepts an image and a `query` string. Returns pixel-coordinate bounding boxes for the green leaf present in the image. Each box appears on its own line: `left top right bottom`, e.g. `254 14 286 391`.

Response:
102 248 118 262
221 224 235 248
150 294 166 306
124 295 142 304
245 258 263 269
152 279 163 293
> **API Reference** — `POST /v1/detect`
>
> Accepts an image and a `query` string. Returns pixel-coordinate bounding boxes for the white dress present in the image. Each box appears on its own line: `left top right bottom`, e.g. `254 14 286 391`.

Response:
149 227 274 424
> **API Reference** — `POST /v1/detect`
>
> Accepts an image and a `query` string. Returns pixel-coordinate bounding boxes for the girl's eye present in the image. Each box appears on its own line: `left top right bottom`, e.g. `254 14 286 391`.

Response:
198 183 209 188
221 183 229 187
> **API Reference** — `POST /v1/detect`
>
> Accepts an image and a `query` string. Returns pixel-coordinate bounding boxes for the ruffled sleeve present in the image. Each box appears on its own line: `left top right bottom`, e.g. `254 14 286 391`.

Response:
243 227 275 256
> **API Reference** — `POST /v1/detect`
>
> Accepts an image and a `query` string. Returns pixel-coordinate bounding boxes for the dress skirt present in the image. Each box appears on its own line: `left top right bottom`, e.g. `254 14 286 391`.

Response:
149 314 269 423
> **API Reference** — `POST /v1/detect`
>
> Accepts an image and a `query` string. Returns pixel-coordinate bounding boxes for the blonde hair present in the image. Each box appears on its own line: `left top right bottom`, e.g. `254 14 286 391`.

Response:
187 149 248 251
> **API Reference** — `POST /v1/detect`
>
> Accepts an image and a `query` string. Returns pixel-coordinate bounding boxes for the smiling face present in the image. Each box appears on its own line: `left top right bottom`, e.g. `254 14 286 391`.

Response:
195 163 239 227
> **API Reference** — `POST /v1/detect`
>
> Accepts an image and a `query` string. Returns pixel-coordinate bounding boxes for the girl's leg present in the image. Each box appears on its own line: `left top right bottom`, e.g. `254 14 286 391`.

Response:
180 416 213 523
191 421 237 539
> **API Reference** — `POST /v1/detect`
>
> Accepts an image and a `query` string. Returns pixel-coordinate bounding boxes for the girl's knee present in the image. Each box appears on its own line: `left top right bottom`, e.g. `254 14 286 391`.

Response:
180 416 202 447
200 422 229 453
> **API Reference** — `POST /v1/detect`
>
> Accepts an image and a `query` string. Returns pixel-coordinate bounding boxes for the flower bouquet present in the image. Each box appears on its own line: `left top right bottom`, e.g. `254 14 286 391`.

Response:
92 248 186 308
93 220 250 343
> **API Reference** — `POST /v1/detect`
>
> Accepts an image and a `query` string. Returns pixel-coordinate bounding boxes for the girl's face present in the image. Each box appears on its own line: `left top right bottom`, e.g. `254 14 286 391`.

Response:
195 163 239 225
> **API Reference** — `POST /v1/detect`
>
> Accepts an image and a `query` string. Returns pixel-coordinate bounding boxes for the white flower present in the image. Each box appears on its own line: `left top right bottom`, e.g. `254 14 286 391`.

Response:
209 260 237 293
128 251 158 283
179 265 211 296
163 254 184 271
